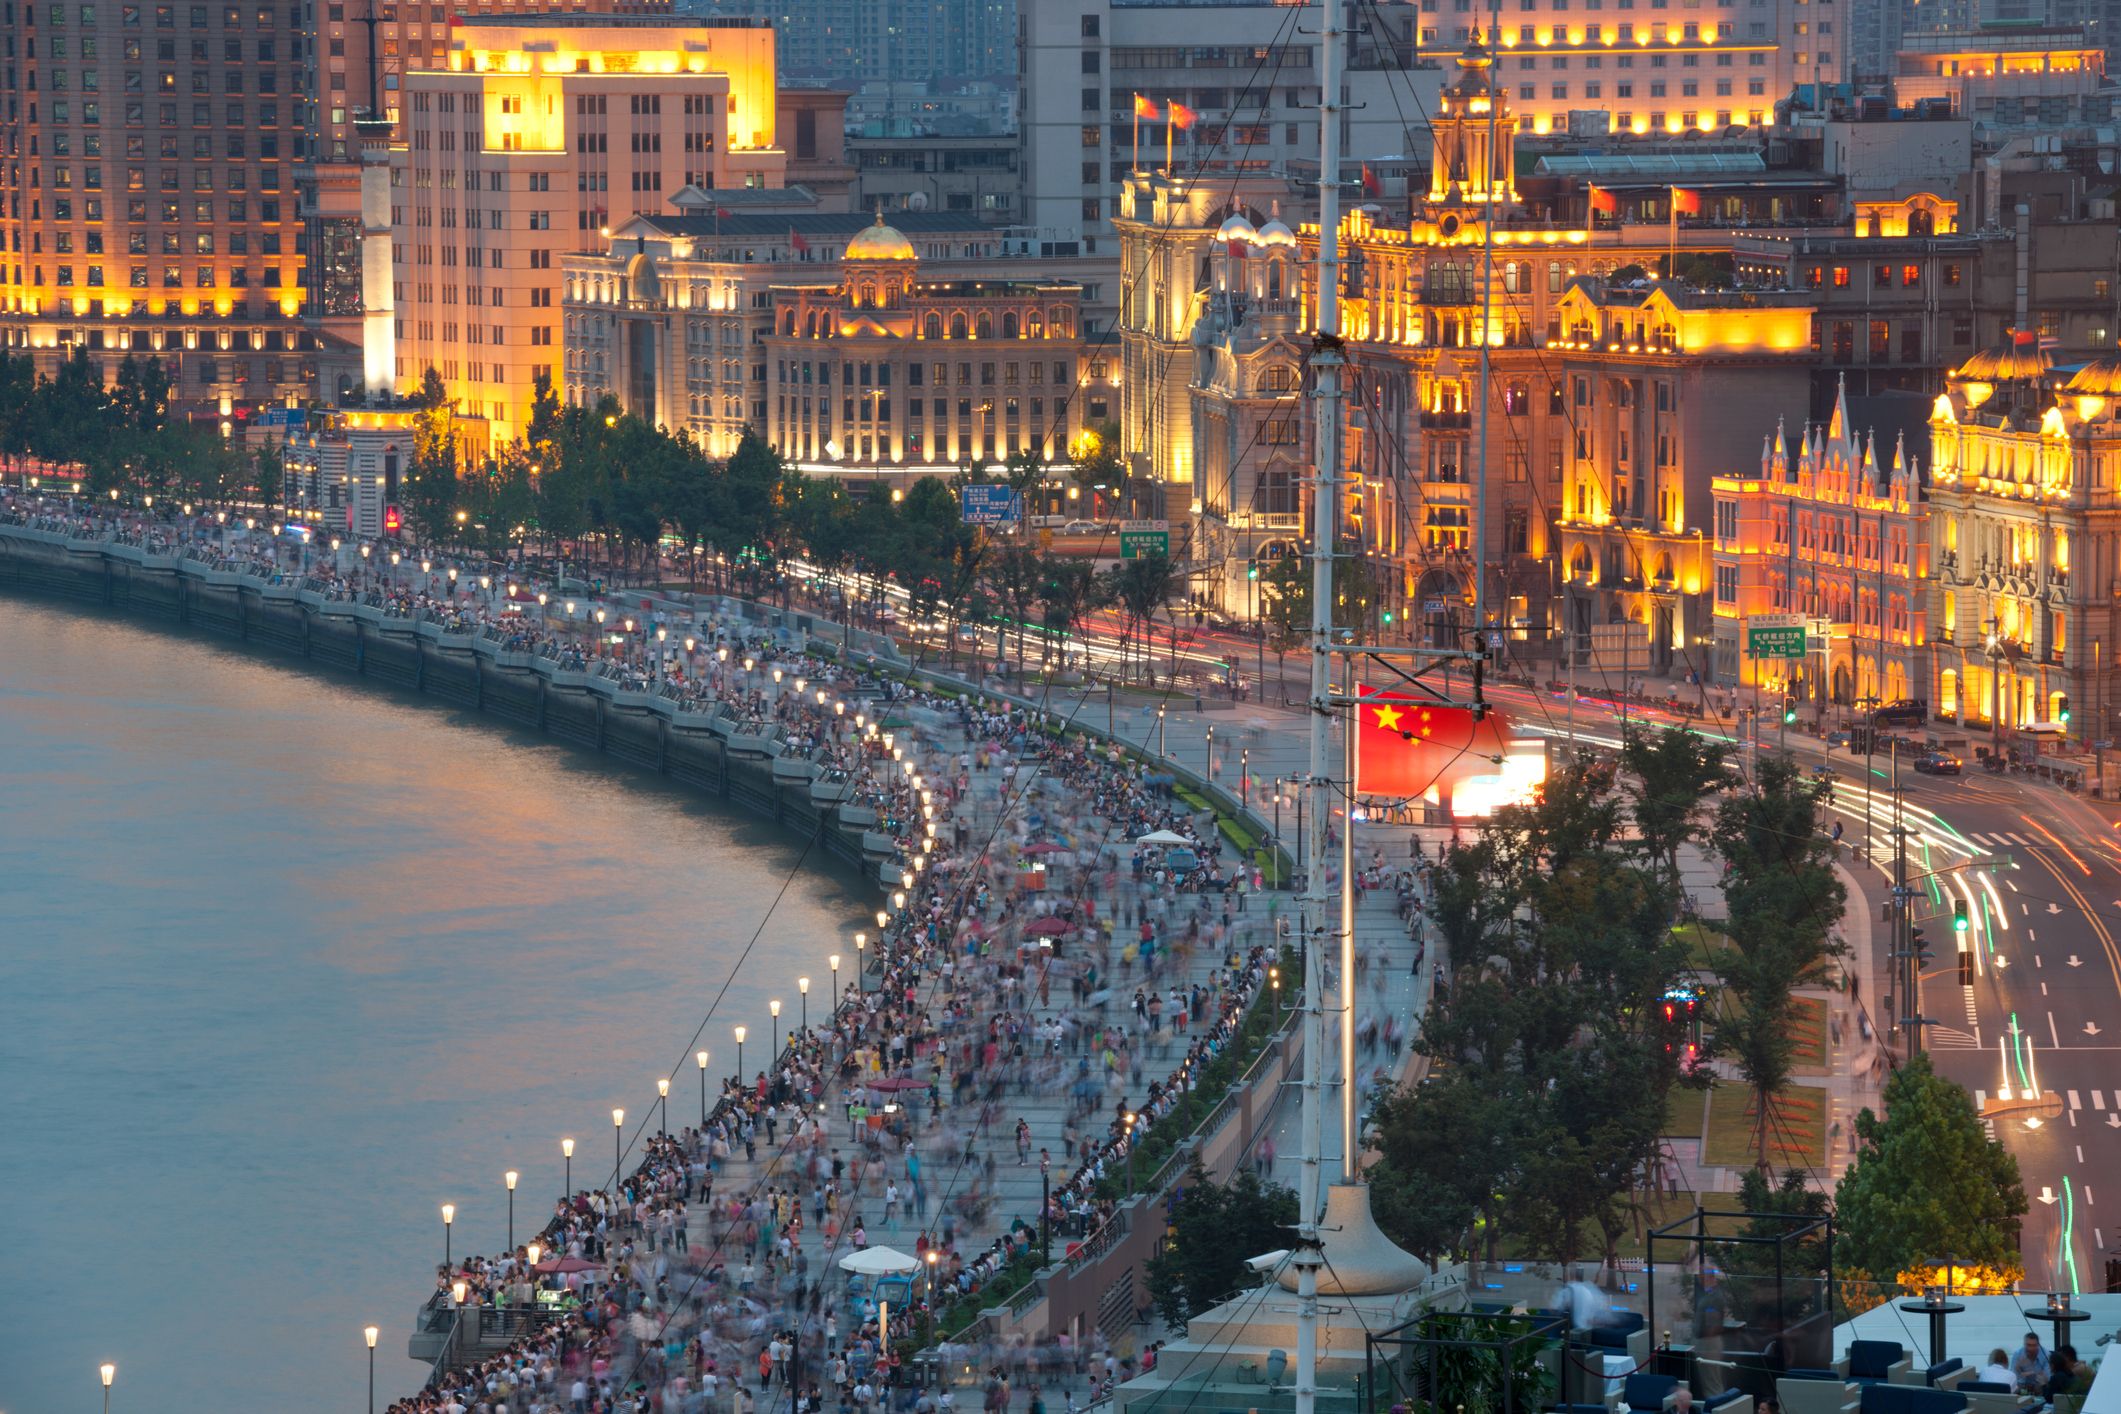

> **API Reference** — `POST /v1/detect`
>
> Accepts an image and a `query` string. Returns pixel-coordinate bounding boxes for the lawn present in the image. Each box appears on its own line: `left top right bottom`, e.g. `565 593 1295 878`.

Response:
1676 919 1736 973
1787 996 1830 1076
1701 1079 1829 1169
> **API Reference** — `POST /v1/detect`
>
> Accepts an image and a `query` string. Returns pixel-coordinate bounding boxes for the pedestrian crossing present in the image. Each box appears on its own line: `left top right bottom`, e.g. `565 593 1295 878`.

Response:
1930 1024 1983 1049
1960 831 2036 848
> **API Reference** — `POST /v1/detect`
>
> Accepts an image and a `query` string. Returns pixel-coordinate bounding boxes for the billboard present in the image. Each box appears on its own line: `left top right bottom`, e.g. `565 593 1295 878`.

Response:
959 484 1023 525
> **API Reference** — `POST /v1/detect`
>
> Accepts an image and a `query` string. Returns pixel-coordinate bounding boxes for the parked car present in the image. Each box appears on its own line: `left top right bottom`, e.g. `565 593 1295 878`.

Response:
1913 751 1963 776
1870 698 1929 727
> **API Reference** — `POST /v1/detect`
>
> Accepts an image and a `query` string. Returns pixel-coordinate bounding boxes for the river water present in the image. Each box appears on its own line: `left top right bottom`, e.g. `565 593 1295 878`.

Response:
0 597 867 1412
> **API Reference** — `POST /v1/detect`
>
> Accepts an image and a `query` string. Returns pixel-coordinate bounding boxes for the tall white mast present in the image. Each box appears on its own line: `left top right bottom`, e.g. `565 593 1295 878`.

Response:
1295 0 1345 1409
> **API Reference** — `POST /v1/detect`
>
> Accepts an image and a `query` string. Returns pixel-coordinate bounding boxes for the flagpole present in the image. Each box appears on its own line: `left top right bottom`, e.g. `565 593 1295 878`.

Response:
1668 185 1678 278
1133 98 1141 173
1165 116 1173 174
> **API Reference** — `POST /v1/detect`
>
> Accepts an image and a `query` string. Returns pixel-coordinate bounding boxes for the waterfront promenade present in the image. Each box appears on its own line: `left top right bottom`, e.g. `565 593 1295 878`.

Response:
0 493 1441 1414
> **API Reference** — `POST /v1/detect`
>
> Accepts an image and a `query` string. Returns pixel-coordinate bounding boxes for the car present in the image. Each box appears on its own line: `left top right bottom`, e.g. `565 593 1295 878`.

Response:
1913 751 1963 775
1870 698 1929 727
1059 519 1103 534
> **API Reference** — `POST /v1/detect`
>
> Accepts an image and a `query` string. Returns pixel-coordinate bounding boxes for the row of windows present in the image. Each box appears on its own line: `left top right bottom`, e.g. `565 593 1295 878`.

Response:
24 67 287 95
779 395 1069 423
1806 262 1962 290
28 3 288 25
14 161 286 192
34 262 293 286
776 360 1077 388
41 228 285 256
42 195 278 223
1518 49 1743 68
11 100 285 128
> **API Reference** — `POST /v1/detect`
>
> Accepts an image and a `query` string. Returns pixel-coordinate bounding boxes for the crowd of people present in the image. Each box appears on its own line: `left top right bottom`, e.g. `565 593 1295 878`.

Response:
3 492 1316 1414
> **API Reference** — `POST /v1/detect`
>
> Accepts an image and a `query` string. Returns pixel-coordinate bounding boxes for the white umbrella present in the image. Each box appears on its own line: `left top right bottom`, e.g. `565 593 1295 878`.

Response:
1135 829 1190 846
838 1245 921 1276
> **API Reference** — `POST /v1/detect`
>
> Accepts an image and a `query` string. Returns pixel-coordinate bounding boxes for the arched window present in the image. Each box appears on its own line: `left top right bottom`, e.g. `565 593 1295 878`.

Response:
1002 311 1019 338
976 312 993 339
1261 364 1299 394
924 312 942 340
782 310 797 335
1027 311 1044 338
950 312 968 339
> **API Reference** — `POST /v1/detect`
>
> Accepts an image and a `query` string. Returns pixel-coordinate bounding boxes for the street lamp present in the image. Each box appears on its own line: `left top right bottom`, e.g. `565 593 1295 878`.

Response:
697 1050 711 1126
441 1202 455 1268
612 1107 625 1189
561 1137 574 1195
799 976 810 1035
770 998 782 1064
504 1170 518 1251
1205 724 1216 782
101 1361 115 1414
830 953 842 1011
1241 746 1250 806
735 1025 747 1086
365 1326 379 1414
855 930 867 985
657 1076 670 1135
1270 964 1281 1014
1123 1109 1140 1191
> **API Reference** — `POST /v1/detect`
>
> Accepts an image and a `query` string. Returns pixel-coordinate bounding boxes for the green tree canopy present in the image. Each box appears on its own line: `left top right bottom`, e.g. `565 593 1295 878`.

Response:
1145 1162 1298 1325
1833 1054 2027 1283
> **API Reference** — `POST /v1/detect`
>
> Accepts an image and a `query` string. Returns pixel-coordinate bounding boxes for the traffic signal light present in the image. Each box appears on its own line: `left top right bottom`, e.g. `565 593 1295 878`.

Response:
2057 695 2071 724
1381 609 1394 625
1958 948 1975 986
1247 565 1259 581
1783 697 1798 724
1952 899 1969 934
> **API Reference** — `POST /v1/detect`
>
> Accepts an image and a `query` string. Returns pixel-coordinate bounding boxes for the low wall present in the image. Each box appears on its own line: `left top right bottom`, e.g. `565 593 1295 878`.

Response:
0 526 879 876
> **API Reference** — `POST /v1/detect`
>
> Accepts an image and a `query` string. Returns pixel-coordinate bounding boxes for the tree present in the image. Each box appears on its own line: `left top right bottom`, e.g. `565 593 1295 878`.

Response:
1105 552 1177 680
1621 725 1731 887
1710 755 1847 1168
1067 419 1125 517
402 366 460 543
1145 1162 1297 1325
1257 555 1308 684
1037 555 1105 667
1833 1055 2027 1285
987 544 1043 674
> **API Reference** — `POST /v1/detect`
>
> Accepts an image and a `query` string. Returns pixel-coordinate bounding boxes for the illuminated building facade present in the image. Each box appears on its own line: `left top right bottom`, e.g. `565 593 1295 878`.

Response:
389 14 789 442
1925 343 2121 749
1891 28 2110 128
563 209 1110 467
1709 380 1931 709
0 0 314 421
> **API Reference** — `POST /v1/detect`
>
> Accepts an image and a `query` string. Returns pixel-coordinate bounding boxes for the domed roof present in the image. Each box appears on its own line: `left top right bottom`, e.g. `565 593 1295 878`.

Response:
1216 213 1258 243
1447 33 1498 98
1256 217 1297 248
843 216 918 262
2065 354 2121 396
1954 339 2053 383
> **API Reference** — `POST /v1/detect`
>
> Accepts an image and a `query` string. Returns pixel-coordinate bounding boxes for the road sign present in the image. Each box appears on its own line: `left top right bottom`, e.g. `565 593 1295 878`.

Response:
1746 613 1808 659
1119 519 1169 559
959 484 1022 526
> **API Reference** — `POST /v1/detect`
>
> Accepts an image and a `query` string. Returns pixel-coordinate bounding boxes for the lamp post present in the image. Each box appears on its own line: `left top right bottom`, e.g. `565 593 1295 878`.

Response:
855 931 868 987
442 1202 455 1268
1156 701 1167 756
735 1025 747 1088
830 953 842 1012
657 1076 670 1136
504 1170 518 1250
612 1107 625 1189
1241 746 1250 806
769 999 782 1069
101 1362 115 1414
365 1327 380 1414
697 1050 710 1127
1205 724 1216 782
1122 1109 1139 1191
1270 964 1282 1015
798 976 811 1036
561 1137 574 1196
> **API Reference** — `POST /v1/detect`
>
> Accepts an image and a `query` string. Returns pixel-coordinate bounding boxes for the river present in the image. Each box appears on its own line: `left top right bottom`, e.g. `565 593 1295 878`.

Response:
0 596 866 1412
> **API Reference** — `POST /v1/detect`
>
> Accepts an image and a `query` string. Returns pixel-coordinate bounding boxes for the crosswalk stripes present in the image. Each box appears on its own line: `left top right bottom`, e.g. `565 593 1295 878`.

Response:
2096 1091 2107 1111
1965 832 2034 847
1929 1025 1982 1049
2069 1090 2082 1110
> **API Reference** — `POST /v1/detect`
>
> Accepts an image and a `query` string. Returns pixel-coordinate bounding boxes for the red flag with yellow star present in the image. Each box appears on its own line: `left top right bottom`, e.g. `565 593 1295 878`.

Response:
1353 687 1511 797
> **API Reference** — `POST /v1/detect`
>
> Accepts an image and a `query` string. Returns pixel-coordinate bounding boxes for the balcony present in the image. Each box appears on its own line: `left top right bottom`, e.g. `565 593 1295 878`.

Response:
1418 409 1472 430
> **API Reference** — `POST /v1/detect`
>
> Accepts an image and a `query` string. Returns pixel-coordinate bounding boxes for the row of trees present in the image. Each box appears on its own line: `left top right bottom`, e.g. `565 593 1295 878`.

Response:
1365 729 2027 1288
2 355 1217 679
0 349 279 505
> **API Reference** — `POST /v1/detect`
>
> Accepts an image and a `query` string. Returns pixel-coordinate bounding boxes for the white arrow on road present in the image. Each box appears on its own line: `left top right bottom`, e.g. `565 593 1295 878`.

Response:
2049 902 2065 915
2088 1022 2104 1037
2068 955 2085 967
2109 1114 2120 1129
2039 1186 2060 1205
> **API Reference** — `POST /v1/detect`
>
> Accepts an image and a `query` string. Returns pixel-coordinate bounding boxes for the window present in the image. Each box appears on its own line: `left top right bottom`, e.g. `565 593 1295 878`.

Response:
1902 263 1920 287
1831 265 1850 288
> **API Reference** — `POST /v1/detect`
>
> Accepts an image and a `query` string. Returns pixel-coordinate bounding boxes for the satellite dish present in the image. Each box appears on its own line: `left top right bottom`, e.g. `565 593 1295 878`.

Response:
906 191 930 211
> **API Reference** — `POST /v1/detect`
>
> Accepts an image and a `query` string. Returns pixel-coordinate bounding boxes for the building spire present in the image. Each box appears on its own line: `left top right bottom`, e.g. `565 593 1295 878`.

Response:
1828 371 1851 452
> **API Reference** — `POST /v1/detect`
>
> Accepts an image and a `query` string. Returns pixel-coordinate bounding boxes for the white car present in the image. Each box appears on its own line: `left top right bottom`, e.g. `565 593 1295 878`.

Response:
1060 519 1103 534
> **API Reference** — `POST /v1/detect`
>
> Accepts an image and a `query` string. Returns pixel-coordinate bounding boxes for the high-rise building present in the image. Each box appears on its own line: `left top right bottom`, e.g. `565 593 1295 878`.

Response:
386 13 788 442
1024 0 1835 251
0 0 314 422
688 0 1015 86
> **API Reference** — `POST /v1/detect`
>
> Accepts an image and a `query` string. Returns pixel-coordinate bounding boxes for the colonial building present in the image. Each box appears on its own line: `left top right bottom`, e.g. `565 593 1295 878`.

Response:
1710 381 1932 711
1926 341 2121 752
562 210 1112 466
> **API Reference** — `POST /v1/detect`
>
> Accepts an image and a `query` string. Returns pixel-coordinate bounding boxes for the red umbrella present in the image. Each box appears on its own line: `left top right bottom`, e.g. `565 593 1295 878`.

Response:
1024 917 1073 938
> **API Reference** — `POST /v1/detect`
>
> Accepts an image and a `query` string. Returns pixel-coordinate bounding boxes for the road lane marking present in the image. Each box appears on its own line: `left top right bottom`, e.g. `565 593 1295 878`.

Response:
2043 982 2051 996
2080 1145 2087 1162
2070 1090 2082 1109
2096 1091 2107 1110
2051 1011 2063 1047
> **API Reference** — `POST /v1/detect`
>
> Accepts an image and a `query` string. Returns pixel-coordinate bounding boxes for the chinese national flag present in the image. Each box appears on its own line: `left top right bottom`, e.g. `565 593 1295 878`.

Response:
1134 93 1161 120
1587 183 1617 215
1167 100 1198 131
789 227 810 253
1670 186 1703 216
1227 238 1249 259
1360 163 1383 198
1353 687 1512 798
